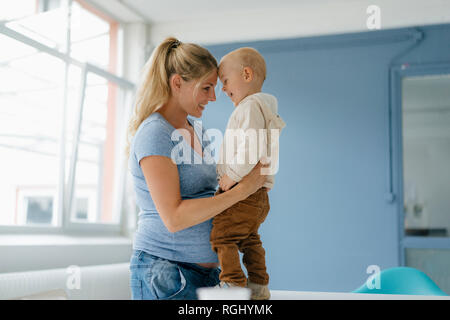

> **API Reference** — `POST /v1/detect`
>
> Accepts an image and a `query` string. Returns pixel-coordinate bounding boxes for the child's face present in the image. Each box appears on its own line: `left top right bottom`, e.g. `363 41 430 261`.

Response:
219 57 250 106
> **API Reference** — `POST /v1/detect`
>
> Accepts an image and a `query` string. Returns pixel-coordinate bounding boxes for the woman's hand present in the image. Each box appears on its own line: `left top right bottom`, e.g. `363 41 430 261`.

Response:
236 158 271 199
140 155 268 233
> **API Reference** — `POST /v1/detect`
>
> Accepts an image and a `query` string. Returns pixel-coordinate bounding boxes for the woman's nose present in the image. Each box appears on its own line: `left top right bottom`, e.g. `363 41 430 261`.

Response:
210 89 216 101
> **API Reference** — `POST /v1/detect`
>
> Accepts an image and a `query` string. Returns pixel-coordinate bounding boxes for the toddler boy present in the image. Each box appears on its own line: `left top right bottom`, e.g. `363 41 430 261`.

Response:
211 47 286 300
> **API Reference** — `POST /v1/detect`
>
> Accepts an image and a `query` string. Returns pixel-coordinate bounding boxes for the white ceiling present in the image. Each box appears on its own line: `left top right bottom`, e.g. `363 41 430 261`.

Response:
86 0 450 45
119 0 340 23
88 0 339 23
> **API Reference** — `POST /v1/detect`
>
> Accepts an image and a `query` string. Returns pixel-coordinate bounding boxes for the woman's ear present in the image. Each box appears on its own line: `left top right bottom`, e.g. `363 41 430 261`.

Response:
242 67 254 82
170 74 183 93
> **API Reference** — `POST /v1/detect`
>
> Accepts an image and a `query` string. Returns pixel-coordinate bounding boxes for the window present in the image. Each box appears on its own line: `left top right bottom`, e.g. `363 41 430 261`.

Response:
2 0 68 51
70 1 114 70
0 36 64 227
68 70 132 226
395 64 450 295
0 0 134 232
402 73 450 238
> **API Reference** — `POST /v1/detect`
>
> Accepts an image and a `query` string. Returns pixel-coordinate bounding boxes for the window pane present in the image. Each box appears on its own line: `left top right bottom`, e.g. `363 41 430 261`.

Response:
0 35 65 226
25 196 54 224
402 74 450 238
70 1 112 70
69 73 128 225
4 0 68 51
0 0 36 21
406 248 450 295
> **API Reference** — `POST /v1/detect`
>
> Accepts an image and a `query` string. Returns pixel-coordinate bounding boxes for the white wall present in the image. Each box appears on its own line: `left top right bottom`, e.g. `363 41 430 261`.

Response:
122 22 151 82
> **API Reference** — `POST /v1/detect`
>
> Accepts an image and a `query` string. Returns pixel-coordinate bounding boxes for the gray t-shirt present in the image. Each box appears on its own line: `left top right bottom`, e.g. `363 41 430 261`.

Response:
129 112 219 263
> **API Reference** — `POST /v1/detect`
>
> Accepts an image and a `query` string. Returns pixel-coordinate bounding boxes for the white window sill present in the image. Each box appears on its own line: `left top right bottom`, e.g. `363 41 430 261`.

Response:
0 234 134 273
0 234 133 246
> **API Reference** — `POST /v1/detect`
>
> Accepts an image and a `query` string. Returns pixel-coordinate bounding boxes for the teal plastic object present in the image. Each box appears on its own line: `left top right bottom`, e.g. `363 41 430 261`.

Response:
352 267 448 296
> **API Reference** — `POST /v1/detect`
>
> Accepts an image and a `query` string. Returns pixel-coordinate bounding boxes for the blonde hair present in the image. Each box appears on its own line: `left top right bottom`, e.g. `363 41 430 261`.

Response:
220 47 267 85
126 37 218 155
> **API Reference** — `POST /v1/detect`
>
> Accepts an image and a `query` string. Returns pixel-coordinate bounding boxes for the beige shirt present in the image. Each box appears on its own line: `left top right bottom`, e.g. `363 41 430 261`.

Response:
217 92 286 189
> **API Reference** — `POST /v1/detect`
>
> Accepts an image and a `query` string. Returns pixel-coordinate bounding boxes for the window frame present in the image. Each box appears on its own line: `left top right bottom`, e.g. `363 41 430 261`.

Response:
0 1 135 235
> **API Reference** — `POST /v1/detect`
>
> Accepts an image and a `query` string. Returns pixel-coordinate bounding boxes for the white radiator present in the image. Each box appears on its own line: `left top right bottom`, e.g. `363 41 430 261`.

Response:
0 263 131 300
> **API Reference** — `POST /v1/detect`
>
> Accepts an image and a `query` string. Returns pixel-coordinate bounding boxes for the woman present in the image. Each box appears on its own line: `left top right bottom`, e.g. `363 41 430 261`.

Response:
127 37 269 300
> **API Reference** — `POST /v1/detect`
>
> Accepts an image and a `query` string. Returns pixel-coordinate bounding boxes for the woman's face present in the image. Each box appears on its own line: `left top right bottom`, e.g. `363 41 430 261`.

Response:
179 69 218 118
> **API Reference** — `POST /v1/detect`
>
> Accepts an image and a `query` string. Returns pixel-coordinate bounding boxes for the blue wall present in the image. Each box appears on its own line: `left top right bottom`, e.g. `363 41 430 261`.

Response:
201 24 450 292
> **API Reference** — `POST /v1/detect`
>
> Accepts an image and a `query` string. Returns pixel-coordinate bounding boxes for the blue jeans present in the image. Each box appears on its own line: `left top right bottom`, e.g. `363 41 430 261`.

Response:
129 250 220 300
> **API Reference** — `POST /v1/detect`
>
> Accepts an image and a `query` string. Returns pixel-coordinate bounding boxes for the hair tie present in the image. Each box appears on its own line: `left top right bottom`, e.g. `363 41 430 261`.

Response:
172 40 181 49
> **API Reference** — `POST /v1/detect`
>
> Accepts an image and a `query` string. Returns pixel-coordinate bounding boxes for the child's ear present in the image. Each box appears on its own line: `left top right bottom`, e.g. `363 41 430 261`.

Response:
242 67 254 82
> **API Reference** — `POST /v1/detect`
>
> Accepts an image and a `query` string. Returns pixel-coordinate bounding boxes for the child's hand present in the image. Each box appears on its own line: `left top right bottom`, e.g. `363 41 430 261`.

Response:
219 174 237 191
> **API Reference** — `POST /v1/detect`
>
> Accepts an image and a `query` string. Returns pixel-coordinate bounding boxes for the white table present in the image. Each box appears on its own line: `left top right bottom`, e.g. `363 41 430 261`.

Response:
270 290 450 300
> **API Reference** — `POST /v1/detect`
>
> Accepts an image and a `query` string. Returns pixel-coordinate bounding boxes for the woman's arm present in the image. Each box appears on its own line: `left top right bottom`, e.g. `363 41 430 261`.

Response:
140 155 268 233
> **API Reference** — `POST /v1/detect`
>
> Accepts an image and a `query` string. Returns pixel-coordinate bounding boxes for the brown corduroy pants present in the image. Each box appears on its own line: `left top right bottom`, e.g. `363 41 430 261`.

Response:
210 187 270 287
